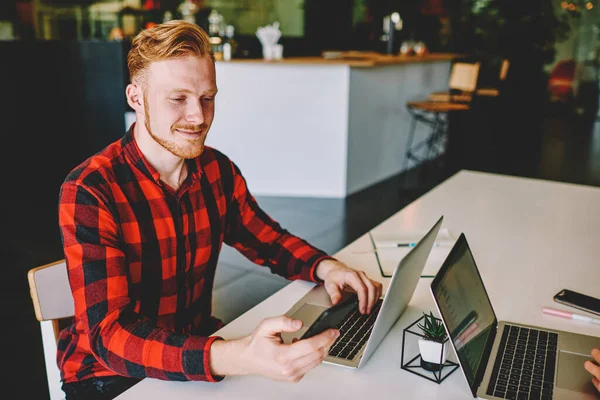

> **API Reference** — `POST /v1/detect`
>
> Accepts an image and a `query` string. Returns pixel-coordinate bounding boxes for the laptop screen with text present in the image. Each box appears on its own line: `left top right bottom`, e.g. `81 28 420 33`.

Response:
432 234 497 393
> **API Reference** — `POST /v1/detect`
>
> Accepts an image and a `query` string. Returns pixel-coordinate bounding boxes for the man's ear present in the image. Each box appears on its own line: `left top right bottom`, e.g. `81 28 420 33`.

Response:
126 83 143 112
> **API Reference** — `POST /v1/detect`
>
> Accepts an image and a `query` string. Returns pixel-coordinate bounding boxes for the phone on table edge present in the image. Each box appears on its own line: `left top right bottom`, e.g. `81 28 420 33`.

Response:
553 289 600 317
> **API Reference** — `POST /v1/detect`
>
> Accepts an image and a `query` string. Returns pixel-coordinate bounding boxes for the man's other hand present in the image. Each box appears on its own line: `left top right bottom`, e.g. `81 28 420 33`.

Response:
584 348 600 392
316 259 383 314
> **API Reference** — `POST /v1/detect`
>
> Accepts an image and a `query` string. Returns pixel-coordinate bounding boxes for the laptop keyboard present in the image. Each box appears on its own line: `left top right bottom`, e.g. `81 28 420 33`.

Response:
486 324 558 400
327 299 383 360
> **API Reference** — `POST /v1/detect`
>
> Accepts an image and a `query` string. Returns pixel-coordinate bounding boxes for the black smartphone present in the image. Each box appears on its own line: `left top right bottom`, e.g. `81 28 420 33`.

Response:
553 289 600 317
300 294 359 340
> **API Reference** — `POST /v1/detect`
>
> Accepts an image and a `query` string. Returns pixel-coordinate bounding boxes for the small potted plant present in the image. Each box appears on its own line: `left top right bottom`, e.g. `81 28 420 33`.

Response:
417 311 449 372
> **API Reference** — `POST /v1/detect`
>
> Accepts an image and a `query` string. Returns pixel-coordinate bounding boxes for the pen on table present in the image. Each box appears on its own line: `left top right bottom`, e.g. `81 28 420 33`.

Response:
542 307 600 325
377 242 420 248
352 242 439 254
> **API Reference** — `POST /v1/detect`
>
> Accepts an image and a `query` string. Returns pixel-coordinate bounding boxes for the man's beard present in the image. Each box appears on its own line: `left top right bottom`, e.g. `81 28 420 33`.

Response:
143 97 207 159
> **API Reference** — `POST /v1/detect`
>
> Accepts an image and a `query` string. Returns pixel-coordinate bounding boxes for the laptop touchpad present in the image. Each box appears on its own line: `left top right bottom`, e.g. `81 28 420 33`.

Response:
280 304 324 344
556 351 598 395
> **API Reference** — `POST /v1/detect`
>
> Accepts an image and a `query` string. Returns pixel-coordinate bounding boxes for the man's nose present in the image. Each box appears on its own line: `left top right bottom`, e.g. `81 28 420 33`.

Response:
185 101 204 125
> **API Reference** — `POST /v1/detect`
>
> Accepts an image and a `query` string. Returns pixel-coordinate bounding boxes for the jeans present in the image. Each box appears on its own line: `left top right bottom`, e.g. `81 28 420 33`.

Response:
62 376 141 400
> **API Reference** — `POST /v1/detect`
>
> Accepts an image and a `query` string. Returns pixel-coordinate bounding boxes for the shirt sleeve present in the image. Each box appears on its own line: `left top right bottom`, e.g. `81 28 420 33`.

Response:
222 162 334 282
59 180 223 382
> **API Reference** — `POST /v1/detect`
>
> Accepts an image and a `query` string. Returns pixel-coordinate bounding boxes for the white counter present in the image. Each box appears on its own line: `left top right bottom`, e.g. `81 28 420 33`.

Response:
206 55 454 197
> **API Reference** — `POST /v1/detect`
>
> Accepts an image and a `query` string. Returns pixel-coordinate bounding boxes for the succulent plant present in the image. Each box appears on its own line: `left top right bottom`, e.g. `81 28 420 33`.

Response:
417 311 448 342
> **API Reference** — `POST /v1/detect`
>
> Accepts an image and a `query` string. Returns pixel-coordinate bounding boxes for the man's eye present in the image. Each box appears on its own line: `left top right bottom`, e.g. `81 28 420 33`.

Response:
170 98 185 103
202 97 214 102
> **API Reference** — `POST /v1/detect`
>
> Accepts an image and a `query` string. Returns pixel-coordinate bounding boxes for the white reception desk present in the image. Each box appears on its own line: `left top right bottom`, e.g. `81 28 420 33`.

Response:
206 54 456 198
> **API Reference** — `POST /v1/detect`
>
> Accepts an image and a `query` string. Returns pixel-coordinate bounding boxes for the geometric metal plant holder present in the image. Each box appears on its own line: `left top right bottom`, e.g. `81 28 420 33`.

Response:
401 314 459 384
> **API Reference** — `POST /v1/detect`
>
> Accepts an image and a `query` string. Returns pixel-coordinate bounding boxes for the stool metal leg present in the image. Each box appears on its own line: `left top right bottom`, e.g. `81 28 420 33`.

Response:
426 112 441 162
437 113 449 157
404 108 419 172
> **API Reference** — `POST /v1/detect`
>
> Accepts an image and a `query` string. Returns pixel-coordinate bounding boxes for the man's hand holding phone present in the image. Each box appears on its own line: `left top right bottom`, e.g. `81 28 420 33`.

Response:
210 316 339 383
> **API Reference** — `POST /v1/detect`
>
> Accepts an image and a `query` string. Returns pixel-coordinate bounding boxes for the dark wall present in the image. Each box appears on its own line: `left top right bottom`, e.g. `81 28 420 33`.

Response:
2 41 127 257
1 40 128 399
1 38 129 263
0 1 16 20
304 0 355 53
0 40 130 399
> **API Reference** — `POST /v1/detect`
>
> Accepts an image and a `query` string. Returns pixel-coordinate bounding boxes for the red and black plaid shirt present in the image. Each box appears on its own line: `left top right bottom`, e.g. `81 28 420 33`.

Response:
57 127 331 384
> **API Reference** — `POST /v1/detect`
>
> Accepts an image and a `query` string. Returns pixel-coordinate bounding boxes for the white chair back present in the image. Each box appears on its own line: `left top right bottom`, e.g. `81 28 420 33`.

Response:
28 260 74 400
499 59 510 81
448 62 481 93
29 260 74 322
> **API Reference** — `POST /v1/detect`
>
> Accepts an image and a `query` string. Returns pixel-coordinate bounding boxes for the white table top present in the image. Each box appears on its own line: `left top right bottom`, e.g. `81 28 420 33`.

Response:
117 170 600 399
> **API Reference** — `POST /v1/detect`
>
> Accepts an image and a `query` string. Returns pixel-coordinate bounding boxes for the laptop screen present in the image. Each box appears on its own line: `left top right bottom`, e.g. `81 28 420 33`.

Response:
431 234 498 396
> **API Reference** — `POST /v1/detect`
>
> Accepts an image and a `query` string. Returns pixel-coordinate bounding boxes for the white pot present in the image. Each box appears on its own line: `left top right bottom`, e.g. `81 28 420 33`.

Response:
418 338 449 365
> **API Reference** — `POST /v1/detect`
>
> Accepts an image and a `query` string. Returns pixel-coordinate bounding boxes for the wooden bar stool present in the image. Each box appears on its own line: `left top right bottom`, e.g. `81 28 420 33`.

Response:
403 61 480 175
404 101 470 172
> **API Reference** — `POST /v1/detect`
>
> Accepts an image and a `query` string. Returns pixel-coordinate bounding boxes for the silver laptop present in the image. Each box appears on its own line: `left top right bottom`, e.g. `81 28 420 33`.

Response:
281 215 444 368
431 233 600 399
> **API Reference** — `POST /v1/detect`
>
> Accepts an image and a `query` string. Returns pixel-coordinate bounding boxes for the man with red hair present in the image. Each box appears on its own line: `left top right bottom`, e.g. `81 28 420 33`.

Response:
57 20 382 399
